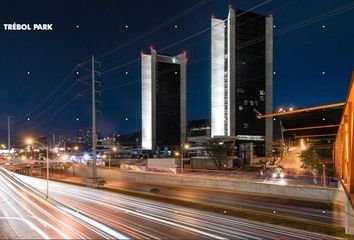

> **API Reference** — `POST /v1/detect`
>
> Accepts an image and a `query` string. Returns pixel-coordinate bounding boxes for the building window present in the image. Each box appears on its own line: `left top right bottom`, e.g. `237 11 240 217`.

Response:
255 101 258 106
250 101 254 106
238 105 243 111
237 88 244 93
243 123 249 129
260 96 265 101
260 90 265 95
244 100 249 105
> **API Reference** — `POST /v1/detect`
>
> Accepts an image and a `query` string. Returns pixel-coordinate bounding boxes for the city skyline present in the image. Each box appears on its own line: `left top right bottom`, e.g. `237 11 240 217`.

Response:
0 0 353 142
1 1 354 238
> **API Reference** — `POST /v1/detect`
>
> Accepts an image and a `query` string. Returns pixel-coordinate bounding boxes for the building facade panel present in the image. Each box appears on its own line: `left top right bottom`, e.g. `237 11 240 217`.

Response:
211 18 226 137
141 54 153 150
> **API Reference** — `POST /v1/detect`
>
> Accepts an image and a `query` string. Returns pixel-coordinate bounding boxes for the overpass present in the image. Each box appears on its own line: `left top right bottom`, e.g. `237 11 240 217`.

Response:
334 71 354 234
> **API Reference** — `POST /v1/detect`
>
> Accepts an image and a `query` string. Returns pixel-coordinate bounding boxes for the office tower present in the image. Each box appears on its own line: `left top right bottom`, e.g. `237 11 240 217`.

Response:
211 8 273 156
141 47 187 151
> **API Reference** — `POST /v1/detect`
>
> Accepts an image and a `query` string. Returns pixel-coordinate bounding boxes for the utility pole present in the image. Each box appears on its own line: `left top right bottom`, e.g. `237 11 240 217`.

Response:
7 116 13 174
77 55 101 180
92 55 97 179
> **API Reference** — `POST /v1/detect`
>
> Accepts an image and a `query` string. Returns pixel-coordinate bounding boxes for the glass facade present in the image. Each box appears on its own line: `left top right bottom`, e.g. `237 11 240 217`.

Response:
156 62 181 146
234 11 266 137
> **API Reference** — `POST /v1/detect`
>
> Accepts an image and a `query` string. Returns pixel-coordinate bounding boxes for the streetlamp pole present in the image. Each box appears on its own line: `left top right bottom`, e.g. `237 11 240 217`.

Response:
323 164 326 187
180 143 189 174
110 146 117 170
181 147 184 174
26 138 50 199
7 116 12 175
108 154 111 169
46 146 49 199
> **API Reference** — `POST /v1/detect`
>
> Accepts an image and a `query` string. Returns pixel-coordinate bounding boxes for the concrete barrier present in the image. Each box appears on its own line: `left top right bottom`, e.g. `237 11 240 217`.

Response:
68 165 345 203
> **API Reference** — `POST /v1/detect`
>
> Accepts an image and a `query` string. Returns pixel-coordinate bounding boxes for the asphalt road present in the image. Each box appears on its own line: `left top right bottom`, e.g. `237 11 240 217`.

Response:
0 169 127 239
3 169 338 239
105 180 344 226
33 168 344 225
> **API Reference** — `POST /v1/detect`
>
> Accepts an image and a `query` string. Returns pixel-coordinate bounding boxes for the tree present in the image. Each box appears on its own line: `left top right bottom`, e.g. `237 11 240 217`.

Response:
206 141 235 169
300 147 333 177
300 148 320 175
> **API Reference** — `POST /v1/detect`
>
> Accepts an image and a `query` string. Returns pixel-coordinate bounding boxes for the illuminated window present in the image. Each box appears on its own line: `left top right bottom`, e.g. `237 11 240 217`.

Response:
260 96 265 101
260 90 265 95
238 105 243 111
243 123 249 129
244 100 249 105
250 101 254 106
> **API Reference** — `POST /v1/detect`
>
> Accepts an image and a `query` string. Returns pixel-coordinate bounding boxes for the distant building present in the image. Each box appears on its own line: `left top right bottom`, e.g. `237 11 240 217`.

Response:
58 135 67 148
37 136 47 146
141 47 187 152
85 127 92 144
187 119 211 157
117 131 141 147
85 127 102 144
210 8 273 157
76 129 84 143
187 119 211 140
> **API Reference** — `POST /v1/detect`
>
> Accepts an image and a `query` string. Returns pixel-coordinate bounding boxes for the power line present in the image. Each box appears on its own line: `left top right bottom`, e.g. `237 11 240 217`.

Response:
23 97 78 132
100 0 352 79
99 0 278 76
16 69 76 123
97 0 211 59
238 1 354 50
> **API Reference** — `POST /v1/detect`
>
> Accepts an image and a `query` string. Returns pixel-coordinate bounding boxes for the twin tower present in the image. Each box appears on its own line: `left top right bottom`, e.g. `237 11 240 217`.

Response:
141 8 274 156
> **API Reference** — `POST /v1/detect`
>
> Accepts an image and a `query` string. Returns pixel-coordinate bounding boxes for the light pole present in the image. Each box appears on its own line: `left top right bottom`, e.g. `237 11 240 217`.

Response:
180 143 190 174
26 138 50 199
174 151 180 174
323 164 326 187
110 146 117 169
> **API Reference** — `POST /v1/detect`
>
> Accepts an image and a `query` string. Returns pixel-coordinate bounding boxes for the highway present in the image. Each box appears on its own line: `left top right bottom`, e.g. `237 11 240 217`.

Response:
0 168 338 239
105 180 344 225
31 168 345 225
0 169 127 239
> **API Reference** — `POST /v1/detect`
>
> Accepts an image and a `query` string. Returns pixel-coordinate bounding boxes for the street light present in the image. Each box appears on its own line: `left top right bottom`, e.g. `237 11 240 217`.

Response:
108 146 118 169
323 164 326 187
25 137 50 199
180 143 190 174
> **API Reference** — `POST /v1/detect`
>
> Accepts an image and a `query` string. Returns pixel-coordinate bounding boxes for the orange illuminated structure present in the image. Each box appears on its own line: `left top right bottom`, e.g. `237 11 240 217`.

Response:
333 71 354 234
294 134 337 139
283 124 339 132
257 102 345 119
335 71 354 193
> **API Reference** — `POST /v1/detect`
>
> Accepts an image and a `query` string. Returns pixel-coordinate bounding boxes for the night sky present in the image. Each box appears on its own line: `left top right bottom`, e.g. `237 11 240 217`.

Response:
0 0 353 143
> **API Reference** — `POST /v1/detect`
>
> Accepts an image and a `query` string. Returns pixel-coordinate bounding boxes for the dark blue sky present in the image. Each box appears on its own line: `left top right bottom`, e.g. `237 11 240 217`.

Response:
0 0 353 143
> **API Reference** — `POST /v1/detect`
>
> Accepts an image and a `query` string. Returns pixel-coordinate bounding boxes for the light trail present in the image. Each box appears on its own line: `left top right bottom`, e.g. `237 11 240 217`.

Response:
9 171 338 240
23 173 342 225
0 169 127 239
